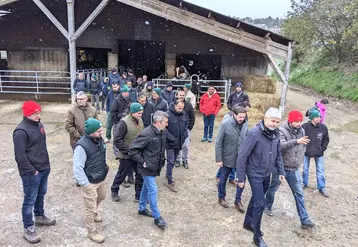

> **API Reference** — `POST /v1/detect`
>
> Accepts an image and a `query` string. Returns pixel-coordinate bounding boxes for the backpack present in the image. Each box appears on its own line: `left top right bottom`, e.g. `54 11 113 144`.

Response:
305 105 319 117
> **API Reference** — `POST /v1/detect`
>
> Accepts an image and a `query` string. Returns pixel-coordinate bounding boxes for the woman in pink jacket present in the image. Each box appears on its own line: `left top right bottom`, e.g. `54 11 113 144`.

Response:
315 99 329 123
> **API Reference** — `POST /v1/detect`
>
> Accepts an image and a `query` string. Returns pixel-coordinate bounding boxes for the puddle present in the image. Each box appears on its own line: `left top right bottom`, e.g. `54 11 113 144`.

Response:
343 120 358 134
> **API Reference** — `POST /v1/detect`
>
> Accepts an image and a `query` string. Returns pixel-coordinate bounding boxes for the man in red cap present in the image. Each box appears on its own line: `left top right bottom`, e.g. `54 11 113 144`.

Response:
264 110 316 229
13 101 56 244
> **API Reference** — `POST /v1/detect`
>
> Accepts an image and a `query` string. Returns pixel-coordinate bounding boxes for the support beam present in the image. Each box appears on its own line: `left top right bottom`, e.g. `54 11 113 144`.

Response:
236 22 240 28
265 53 287 83
32 0 69 40
72 0 110 40
279 41 293 113
264 32 271 39
208 11 212 19
67 0 76 104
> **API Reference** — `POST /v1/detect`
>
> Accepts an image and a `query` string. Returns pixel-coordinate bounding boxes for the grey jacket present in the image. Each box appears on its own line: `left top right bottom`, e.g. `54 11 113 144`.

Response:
279 120 306 171
215 117 248 168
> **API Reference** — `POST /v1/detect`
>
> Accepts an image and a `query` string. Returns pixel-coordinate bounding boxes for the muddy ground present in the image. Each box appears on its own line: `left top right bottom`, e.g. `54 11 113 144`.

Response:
0 87 357 247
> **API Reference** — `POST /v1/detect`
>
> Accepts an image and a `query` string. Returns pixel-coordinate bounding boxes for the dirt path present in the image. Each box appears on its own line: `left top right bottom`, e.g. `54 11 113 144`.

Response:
0 87 357 247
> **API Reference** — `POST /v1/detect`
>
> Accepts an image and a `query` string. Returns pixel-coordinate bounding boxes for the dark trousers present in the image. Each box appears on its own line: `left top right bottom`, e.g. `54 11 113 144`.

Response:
101 94 107 111
166 148 180 184
133 162 143 199
21 168 51 228
264 169 282 210
244 175 271 238
218 166 244 203
203 114 215 139
111 159 142 197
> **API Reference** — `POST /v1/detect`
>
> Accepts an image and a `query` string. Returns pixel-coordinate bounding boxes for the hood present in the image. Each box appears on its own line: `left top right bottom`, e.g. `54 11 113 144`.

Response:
111 73 120 80
207 91 217 98
169 103 184 116
315 101 326 111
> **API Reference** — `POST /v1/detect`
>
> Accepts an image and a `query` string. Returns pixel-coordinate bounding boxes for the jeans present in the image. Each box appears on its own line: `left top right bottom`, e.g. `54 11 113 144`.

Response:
101 94 107 111
21 168 51 228
203 114 215 139
216 167 235 181
91 94 100 111
244 175 270 238
166 148 180 184
176 130 191 162
264 169 282 210
111 158 135 193
106 112 113 140
218 166 244 203
139 176 160 219
302 156 326 189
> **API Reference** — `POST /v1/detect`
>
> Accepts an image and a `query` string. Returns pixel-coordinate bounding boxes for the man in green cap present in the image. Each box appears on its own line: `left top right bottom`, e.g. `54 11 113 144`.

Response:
73 118 109 243
111 103 145 202
148 88 168 113
302 110 330 197
184 84 196 109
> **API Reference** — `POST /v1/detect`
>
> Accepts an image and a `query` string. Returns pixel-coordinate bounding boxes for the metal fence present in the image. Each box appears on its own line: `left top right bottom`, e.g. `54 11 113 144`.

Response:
77 68 110 83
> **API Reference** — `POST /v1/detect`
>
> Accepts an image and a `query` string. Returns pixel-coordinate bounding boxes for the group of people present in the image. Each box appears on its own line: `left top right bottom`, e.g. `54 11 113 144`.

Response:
13 72 332 246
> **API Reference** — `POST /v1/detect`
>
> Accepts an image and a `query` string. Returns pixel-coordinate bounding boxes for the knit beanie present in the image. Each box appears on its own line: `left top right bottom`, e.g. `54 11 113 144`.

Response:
85 118 102 135
288 110 303 123
309 110 321 120
184 84 192 90
147 81 153 87
121 85 130 93
22 101 41 117
236 82 243 88
153 88 162 96
265 107 282 119
167 81 174 87
91 75 97 80
130 102 144 114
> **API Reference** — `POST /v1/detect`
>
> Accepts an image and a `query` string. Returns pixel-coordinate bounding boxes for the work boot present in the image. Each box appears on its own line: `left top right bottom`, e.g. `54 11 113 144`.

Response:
301 219 316 229
264 208 273 216
201 137 207 142
218 198 229 208
208 138 213 142
127 176 135 184
154 216 167 230
234 201 245 213
35 215 56 226
319 189 329 198
183 160 189 169
138 208 153 217
122 181 130 188
111 191 120 202
229 180 237 186
175 160 181 167
88 231 105 243
23 225 41 244
253 236 268 247
94 213 102 223
167 183 178 193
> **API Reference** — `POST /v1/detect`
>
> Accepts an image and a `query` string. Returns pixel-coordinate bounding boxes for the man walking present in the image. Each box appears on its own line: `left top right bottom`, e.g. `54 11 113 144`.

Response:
65 91 99 149
148 88 168 113
183 84 196 109
13 101 56 244
104 82 120 143
73 118 109 243
141 81 154 98
89 75 101 114
302 110 330 197
109 67 120 86
111 103 145 202
199 86 221 142
175 90 195 169
161 82 176 105
111 85 132 129
216 105 248 213
100 77 110 111
227 82 251 111
236 108 285 247
138 94 154 127
73 72 89 93
264 110 316 229
128 111 169 230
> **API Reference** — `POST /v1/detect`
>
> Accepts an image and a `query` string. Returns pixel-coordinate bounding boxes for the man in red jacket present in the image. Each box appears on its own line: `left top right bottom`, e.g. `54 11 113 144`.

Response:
199 86 221 142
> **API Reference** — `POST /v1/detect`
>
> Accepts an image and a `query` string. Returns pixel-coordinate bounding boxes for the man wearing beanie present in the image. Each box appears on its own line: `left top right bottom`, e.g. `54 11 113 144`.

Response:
104 82 120 143
148 88 168 113
236 107 285 247
111 103 145 202
73 118 109 243
137 94 154 127
161 82 176 105
264 110 316 229
302 110 330 197
183 83 196 109
65 91 99 149
89 75 101 114
141 81 153 98
13 101 56 244
227 82 251 111
111 85 132 129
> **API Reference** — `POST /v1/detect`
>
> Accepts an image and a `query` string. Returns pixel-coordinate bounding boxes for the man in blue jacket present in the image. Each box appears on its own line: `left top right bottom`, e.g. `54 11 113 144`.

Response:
104 82 120 143
227 82 251 111
73 73 89 93
161 82 176 105
108 67 120 86
236 107 285 247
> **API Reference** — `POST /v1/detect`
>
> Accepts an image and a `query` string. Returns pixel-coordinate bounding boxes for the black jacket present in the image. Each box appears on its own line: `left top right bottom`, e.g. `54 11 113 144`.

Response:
149 97 168 113
227 91 251 111
184 101 195 131
111 94 131 124
89 80 101 95
13 117 50 176
73 78 89 93
128 74 137 87
302 122 329 157
141 101 154 127
128 125 166 177
166 103 188 149
161 88 176 105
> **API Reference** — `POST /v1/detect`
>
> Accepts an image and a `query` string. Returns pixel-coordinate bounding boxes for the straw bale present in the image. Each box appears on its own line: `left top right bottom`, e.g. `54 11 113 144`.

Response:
243 75 277 94
247 92 280 120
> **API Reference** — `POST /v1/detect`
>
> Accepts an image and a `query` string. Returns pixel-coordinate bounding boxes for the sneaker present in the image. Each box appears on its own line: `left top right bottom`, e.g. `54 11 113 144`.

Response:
264 208 273 216
201 137 207 142
319 189 329 198
167 183 178 193
208 138 213 142
154 216 167 230
183 160 189 169
301 219 316 229
35 215 56 226
104 138 110 144
138 209 153 217
94 214 102 223
111 191 120 202
127 177 135 184
23 226 41 244
175 160 181 167
88 231 105 243
134 197 140 203
122 181 131 188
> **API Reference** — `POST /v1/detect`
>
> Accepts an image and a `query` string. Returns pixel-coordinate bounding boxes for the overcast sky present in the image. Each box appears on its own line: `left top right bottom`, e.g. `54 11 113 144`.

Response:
185 0 292 18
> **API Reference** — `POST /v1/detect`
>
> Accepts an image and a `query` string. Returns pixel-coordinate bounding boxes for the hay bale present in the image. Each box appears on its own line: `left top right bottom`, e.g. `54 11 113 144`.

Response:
247 92 280 121
243 75 277 94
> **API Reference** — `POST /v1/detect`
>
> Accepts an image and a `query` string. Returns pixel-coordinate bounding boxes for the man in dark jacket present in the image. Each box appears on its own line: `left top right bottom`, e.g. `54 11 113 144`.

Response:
302 110 330 197
89 75 101 114
126 80 138 102
118 72 128 87
73 73 89 93
128 111 169 230
216 105 248 213
165 100 188 193
73 118 109 243
175 90 195 169
137 77 145 92
101 77 110 111
236 107 285 247
138 94 154 127
13 101 56 244
127 68 137 87
105 82 120 143
264 110 316 229
109 67 120 86
227 82 251 111
161 82 176 105
149 88 168 113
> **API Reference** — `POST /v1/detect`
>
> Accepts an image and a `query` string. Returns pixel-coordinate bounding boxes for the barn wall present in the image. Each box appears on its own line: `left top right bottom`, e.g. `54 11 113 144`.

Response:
221 54 268 79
